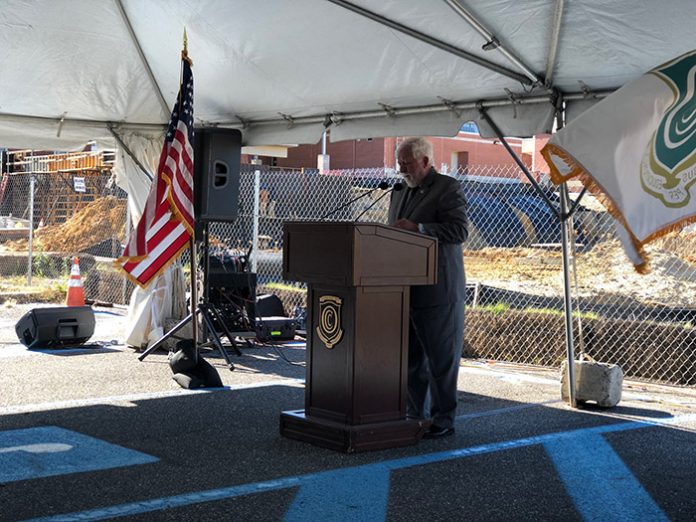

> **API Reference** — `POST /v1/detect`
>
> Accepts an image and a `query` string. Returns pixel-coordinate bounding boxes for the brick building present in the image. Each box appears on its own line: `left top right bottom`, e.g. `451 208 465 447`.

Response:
244 123 551 181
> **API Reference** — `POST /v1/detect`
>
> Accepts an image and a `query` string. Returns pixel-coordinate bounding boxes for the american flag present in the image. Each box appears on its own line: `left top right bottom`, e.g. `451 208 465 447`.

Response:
117 57 195 287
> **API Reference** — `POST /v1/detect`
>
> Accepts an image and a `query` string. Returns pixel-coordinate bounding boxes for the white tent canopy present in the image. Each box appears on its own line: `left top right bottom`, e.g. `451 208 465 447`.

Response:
2 0 695 152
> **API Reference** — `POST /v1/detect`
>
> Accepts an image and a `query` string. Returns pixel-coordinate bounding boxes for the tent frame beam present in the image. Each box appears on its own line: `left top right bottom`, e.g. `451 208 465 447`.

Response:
107 125 154 182
0 91 612 137
443 0 542 85
477 107 559 219
545 0 565 87
326 0 532 86
114 0 170 118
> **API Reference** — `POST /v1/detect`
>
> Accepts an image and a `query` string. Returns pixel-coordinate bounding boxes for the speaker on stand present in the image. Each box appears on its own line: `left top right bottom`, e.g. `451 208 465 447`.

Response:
193 128 242 224
139 128 245 383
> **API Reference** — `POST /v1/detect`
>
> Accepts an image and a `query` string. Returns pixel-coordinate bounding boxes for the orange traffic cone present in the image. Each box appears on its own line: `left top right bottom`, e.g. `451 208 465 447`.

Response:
66 256 86 306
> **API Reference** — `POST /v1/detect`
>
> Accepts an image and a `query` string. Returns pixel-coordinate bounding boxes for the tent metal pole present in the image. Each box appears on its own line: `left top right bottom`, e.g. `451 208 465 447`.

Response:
567 186 587 217
554 95 577 407
559 183 577 407
477 108 559 219
189 235 198 346
326 0 531 85
477 106 577 407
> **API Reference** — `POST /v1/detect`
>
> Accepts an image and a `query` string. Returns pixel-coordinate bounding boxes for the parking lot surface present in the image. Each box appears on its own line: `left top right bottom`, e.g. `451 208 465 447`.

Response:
1 304 696 521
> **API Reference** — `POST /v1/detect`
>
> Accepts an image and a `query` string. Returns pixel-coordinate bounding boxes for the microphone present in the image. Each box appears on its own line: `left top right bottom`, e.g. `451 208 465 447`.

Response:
319 180 392 220
353 182 404 222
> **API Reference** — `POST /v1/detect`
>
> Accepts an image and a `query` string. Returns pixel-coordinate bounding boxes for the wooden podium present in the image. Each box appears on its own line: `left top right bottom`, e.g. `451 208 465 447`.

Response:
280 221 437 452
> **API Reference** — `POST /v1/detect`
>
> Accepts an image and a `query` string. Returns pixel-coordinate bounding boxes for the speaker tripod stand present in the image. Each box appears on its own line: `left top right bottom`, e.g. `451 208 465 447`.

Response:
137 222 243 370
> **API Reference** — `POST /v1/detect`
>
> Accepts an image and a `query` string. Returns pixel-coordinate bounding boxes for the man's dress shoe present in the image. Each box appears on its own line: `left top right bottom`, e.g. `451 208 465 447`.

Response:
423 425 455 439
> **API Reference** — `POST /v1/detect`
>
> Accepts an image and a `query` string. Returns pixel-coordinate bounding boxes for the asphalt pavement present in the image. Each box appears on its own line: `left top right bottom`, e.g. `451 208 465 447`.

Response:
1 304 696 521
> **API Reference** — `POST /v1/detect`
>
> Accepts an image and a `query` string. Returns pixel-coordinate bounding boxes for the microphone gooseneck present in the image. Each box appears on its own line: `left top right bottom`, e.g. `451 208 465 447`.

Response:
320 180 395 220
353 182 403 222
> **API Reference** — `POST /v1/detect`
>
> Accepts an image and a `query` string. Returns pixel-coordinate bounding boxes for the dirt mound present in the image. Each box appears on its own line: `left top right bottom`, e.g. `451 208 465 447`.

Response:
5 196 126 253
467 237 696 308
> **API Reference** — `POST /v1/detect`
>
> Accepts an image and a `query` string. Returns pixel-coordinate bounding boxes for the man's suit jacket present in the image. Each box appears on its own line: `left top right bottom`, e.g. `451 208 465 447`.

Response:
388 168 468 308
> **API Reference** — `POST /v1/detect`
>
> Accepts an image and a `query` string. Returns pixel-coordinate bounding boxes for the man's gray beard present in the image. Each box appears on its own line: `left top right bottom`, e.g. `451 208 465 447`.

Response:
403 178 417 188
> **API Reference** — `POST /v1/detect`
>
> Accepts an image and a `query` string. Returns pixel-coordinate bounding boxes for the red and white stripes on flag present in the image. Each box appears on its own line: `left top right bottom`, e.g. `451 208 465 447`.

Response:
116 56 195 288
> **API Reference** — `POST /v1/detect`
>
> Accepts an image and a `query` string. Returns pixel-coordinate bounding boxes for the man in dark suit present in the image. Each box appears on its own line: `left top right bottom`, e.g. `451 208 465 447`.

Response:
388 137 468 438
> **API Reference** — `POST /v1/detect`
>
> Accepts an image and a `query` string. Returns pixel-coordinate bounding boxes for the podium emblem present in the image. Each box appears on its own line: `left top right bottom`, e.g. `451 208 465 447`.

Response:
317 295 344 349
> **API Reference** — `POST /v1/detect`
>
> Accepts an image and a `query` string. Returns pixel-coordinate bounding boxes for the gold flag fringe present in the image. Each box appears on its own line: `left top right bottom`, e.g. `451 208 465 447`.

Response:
541 143 651 273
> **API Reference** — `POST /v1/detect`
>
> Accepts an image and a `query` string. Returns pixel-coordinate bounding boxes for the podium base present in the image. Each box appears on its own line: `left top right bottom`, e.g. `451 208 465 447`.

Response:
280 410 429 453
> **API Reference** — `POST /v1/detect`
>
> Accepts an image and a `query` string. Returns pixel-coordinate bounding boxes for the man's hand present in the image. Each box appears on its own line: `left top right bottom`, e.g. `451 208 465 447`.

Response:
393 218 419 232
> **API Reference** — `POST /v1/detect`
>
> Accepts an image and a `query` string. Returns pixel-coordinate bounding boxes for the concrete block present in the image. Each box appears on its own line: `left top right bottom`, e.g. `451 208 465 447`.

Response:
561 359 623 407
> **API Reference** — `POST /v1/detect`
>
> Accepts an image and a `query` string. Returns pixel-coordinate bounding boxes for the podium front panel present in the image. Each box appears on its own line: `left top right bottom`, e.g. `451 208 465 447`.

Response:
352 285 408 423
306 284 409 425
306 285 353 422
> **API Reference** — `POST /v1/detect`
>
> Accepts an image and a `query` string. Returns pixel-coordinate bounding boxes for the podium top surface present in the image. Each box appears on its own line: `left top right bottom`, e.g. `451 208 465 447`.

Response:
283 221 437 287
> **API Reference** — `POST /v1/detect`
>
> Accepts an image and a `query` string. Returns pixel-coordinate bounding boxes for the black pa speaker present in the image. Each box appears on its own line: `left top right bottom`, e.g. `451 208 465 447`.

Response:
15 306 95 349
256 293 286 318
194 128 242 222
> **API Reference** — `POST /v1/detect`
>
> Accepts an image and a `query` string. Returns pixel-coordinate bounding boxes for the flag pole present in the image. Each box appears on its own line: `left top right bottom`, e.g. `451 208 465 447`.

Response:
182 28 198 348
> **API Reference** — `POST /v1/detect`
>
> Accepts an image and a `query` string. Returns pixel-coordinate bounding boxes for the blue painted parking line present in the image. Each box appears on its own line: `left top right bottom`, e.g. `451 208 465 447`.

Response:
29 419 667 522
545 433 669 521
285 465 391 521
0 426 158 483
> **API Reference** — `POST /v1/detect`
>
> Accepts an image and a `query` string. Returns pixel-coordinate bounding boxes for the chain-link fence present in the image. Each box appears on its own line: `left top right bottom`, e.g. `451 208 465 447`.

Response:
0 149 131 306
209 164 696 387
2 154 694 386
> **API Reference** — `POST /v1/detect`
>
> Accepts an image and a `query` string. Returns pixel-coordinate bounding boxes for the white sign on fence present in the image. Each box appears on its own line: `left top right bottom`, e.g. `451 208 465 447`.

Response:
73 176 86 193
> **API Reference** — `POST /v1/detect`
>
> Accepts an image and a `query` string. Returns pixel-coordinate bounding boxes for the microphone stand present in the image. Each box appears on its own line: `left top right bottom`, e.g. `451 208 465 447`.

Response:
320 181 390 220
353 183 403 222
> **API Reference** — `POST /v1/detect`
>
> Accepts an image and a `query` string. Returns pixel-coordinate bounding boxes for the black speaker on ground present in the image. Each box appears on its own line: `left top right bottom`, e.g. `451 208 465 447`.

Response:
255 293 286 318
15 306 95 349
194 128 242 223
